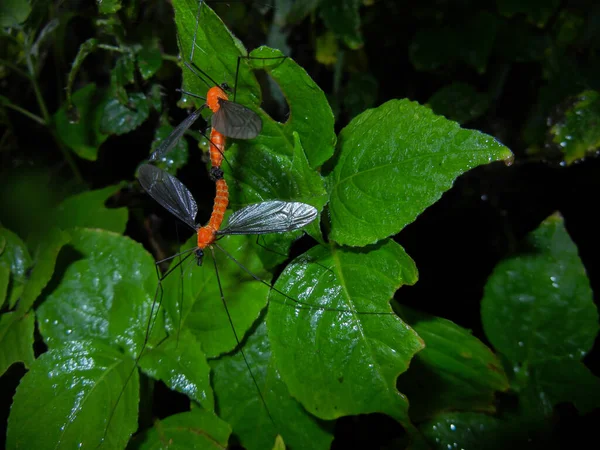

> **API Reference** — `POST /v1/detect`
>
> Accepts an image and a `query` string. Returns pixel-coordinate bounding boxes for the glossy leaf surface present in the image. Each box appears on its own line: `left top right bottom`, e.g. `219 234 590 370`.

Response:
327 99 512 246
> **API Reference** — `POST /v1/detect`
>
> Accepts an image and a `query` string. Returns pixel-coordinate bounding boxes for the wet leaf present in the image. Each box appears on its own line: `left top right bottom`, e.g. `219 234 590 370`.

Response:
269 240 423 434
54 83 110 161
137 44 163 80
0 311 35 375
0 227 32 309
481 213 598 364
550 90 600 165
211 319 334 450
6 340 138 449
396 306 509 421
327 99 512 246
132 409 230 449
49 184 128 233
101 92 150 135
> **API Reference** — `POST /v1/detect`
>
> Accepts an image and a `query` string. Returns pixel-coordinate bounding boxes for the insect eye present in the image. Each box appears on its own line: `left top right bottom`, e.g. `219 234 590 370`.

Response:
220 82 232 93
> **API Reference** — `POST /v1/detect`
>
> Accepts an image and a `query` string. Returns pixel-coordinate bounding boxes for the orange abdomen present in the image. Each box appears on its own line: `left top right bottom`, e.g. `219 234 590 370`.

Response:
210 128 225 169
197 178 229 249
206 86 228 113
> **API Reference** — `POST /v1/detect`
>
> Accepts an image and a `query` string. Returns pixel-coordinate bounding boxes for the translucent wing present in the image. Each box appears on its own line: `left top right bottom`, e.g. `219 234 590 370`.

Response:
220 201 317 235
212 99 262 139
149 106 207 161
138 164 198 230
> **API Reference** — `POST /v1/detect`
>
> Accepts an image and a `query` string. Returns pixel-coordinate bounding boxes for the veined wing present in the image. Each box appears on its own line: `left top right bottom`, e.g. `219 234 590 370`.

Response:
149 106 207 161
138 164 198 230
219 201 317 235
212 99 262 139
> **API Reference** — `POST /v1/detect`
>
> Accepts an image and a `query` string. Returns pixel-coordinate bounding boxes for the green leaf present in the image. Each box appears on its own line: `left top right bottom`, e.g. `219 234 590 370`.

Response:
319 0 363 49
496 0 560 27
410 12 498 73
172 0 335 204
137 44 163 80
150 122 190 174
269 240 423 431
327 99 512 246
19 228 70 311
481 213 599 365
0 311 35 375
98 0 122 15
211 318 334 450
160 233 270 359
138 331 214 411
529 358 600 415
396 306 509 421
0 0 31 27
53 83 110 161
132 409 231 449
420 412 534 450
49 184 128 233
101 92 150 135
0 227 32 309
0 266 9 309
550 90 600 165
428 83 491 124
6 340 139 449
36 229 157 352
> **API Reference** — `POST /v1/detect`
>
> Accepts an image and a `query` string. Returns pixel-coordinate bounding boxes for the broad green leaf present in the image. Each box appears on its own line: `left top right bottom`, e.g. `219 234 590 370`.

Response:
132 409 231 449
37 229 157 352
49 184 128 233
327 99 512 246
0 266 9 309
101 92 150 135
19 228 70 311
0 0 31 27
428 83 490 124
172 0 335 199
0 227 32 309
6 340 138 450
150 122 190 174
53 83 109 161
550 90 600 165
528 358 600 414
137 44 163 80
0 311 35 375
410 12 498 73
319 0 363 49
269 240 423 432
161 233 270 359
98 0 122 15
420 412 537 450
396 306 509 421
496 0 560 27
111 53 136 103
212 318 334 450
138 331 214 411
481 213 598 364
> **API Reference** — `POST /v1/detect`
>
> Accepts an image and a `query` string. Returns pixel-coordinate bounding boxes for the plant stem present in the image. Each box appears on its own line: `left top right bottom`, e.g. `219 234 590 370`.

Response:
24 34 84 184
3 103 45 126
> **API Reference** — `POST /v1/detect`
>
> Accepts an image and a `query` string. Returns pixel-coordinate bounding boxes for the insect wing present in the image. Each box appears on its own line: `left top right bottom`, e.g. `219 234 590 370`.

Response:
149 106 206 161
212 99 262 139
138 164 198 230
220 201 317 235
